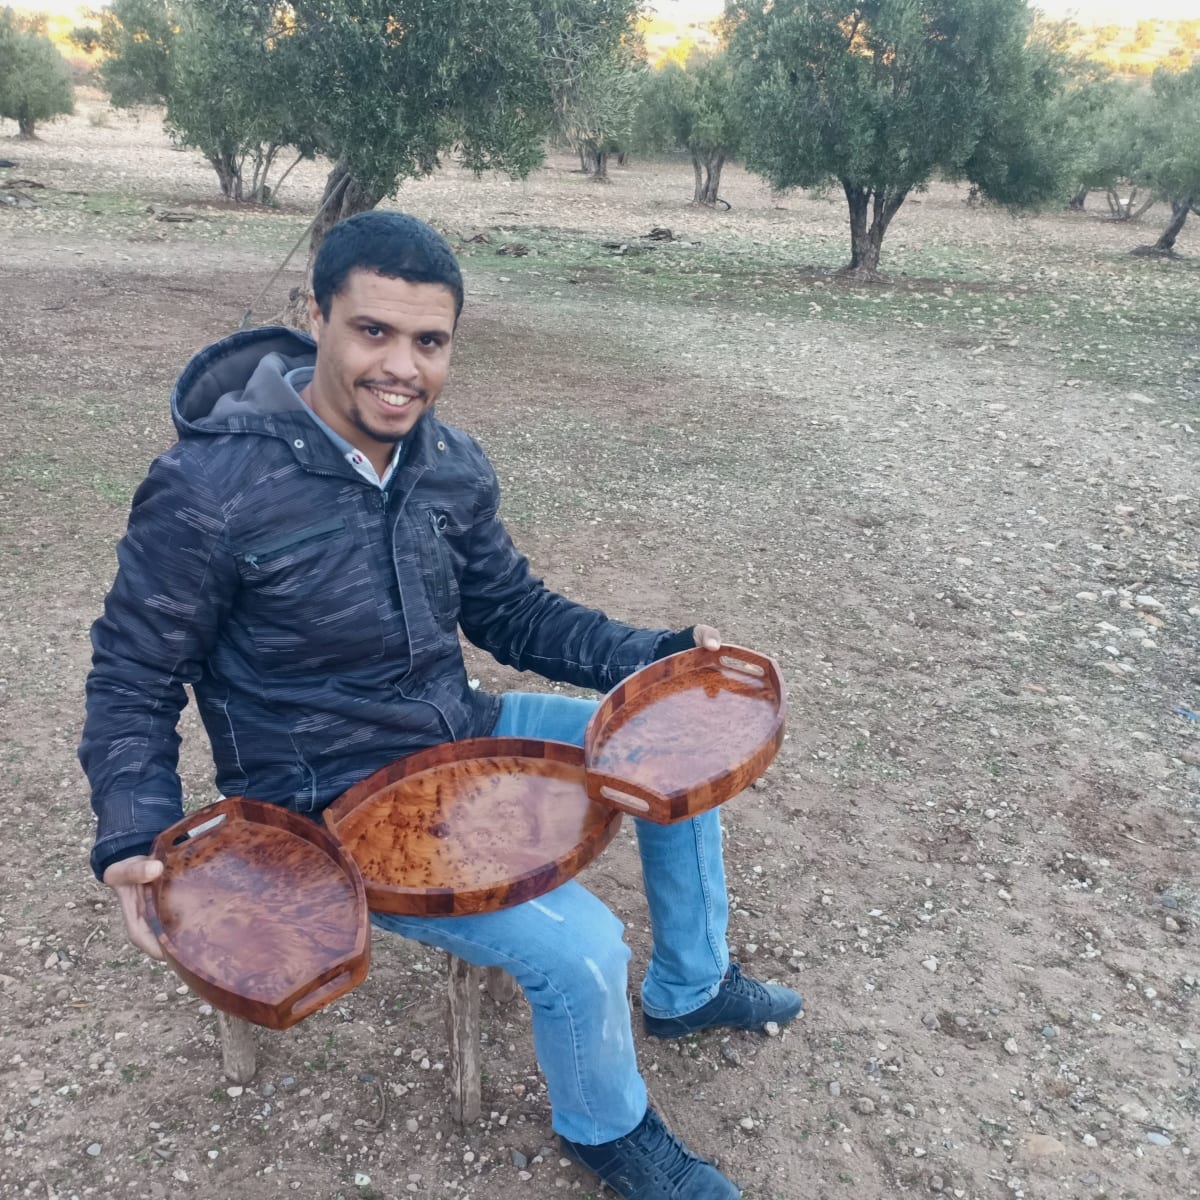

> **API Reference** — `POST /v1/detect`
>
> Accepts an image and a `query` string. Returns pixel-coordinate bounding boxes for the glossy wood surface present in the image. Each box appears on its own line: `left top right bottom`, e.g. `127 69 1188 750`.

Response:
145 797 370 1030
584 645 787 823
323 738 622 916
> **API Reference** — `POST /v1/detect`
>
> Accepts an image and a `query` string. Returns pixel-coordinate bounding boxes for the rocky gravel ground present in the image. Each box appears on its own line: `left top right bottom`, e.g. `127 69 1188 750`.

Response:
1 94 1197 1200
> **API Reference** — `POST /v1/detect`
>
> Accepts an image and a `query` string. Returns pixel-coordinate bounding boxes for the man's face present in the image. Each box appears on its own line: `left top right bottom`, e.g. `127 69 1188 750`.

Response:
305 269 456 464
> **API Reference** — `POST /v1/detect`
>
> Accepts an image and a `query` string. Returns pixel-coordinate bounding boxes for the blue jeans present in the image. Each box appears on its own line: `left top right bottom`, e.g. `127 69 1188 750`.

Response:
370 692 730 1144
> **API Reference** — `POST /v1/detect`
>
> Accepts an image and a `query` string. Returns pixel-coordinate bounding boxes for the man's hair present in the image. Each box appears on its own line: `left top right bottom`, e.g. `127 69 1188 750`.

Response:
311 211 464 320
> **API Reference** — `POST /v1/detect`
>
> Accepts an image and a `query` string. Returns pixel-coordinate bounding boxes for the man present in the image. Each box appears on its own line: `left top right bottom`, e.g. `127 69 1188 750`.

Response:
80 212 802 1200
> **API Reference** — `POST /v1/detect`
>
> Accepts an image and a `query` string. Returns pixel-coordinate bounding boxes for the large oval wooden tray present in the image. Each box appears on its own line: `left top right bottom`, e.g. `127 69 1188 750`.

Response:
144 797 370 1030
584 645 786 823
323 738 623 917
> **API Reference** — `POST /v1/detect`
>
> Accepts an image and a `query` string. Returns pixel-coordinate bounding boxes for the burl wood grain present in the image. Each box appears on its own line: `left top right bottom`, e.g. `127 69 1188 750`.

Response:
145 798 370 1030
584 645 787 823
323 738 622 916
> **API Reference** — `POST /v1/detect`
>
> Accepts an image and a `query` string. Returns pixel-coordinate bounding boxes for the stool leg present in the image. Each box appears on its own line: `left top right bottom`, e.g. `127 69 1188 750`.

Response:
216 1011 258 1084
485 965 518 1003
446 954 482 1124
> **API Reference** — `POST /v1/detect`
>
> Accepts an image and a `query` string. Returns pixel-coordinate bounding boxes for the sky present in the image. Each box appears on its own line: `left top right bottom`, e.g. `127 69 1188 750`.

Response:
652 0 1198 21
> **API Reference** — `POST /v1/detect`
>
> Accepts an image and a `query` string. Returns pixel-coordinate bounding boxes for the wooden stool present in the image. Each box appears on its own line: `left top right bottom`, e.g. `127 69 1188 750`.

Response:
216 956 518 1124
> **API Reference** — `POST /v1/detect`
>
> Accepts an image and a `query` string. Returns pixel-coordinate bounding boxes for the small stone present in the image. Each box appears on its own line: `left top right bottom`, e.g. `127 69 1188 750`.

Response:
1075 591 1098 602
405 1118 418 1133
912 1147 926 1158
1003 1038 1020 1056
738 1117 755 1130
86 1143 102 1157
828 1081 841 1097
1161 894 1181 910
354 1173 371 1186
226 1086 243 1098
929 1175 945 1193
1041 1025 1057 1040
922 957 939 974
1024 1134 1066 1158
511 1151 528 1169
764 1021 780 1038
854 1097 876 1115
1134 595 1163 612
173 1169 190 1183
921 1012 940 1030
1164 917 1181 933
1146 1131 1171 1147
1082 1133 1098 1148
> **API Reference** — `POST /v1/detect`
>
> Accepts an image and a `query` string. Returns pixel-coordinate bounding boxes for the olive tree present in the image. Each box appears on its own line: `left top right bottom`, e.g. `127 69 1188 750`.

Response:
537 0 646 180
637 50 739 206
726 0 1072 277
1131 63 1200 254
0 8 74 139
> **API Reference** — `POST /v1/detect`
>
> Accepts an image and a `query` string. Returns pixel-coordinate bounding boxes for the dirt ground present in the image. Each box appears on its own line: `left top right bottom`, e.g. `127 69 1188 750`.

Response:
1 91 1197 1200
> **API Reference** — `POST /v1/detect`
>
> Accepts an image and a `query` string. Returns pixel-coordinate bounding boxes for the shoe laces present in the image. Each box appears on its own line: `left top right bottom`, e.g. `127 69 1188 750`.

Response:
627 1108 708 1184
721 962 769 1002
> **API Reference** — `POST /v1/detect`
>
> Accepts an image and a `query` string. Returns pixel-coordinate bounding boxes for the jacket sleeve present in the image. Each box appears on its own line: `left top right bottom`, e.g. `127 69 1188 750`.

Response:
456 463 676 693
79 446 240 880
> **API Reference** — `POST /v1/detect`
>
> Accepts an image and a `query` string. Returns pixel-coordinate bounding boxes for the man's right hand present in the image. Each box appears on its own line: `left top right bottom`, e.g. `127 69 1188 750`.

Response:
102 856 166 960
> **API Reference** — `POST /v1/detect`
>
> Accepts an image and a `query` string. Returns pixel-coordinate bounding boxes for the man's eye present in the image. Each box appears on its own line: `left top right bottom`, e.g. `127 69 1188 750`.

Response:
363 325 383 338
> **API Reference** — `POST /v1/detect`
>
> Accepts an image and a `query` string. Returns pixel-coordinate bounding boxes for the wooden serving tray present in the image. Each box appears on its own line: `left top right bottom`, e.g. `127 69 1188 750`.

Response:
323 738 623 916
584 645 786 823
144 797 370 1030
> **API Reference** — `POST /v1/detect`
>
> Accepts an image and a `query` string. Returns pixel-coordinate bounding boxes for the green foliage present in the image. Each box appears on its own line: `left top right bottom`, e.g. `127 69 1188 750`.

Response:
165 1 315 202
286 0 552 199
538 0 646 173
637 51 737 162
0 7 75 137
636 50 739 202
1132 63 1200 203
1053 68 1142 197
79 0 173 107
725 0 1074 273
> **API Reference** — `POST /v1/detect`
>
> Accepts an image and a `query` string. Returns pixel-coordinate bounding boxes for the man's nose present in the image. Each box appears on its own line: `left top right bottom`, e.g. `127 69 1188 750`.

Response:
382 339 418 381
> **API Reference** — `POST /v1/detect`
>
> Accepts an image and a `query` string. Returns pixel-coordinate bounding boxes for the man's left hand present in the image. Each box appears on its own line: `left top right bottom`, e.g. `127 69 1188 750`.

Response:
693 625 721 651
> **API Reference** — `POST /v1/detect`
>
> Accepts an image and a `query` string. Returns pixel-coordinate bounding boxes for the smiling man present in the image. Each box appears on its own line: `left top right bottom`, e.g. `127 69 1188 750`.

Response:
80 212 801 1200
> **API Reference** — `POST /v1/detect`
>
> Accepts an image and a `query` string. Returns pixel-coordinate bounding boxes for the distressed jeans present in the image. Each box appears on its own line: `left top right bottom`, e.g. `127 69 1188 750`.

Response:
370 691 730 1144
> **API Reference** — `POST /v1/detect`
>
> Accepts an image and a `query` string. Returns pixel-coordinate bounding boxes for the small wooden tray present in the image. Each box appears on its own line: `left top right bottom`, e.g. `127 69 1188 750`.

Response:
144 797 370 1030
323 738 623 916
584 645 786 823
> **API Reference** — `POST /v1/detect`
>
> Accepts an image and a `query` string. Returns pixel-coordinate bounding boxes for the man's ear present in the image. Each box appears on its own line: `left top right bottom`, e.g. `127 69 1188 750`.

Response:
307 294 322 341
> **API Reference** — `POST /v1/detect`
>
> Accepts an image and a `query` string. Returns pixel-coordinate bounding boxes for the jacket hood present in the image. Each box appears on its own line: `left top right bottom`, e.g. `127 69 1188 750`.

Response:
171 326 317 438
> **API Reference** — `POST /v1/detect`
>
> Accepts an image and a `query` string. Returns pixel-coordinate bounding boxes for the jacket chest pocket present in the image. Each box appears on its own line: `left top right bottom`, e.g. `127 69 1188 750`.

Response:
235 517 386 672
419 507 463 633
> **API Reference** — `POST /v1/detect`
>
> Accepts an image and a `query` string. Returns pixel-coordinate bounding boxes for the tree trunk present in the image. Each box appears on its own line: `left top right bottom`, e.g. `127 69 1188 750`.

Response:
692 152 727 205
1142 197 1192 255
590 148 609 183
308 160 382 255
283 160 383 329
1069 186 1088 211
209 151 243 202
17 115 36 139
841 182 907 279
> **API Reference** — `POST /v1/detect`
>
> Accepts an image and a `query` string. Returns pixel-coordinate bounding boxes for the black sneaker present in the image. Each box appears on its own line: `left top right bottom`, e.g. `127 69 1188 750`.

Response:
642 963 803 1039
561 1107 740 1199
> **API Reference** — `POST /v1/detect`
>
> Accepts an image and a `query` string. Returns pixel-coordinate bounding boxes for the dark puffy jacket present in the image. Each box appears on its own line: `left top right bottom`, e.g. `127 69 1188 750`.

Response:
80 327 680 879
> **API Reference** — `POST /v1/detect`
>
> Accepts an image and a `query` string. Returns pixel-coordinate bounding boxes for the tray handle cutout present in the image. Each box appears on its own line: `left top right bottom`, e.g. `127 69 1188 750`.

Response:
163 806 231 849
588 771 673 823
718 653 765 678
288 970 353 1022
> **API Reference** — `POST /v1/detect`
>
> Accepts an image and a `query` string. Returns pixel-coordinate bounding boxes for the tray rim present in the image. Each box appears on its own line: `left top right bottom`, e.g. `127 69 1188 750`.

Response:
322 736 623 916
583 644 787 822
145 796 370 1029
